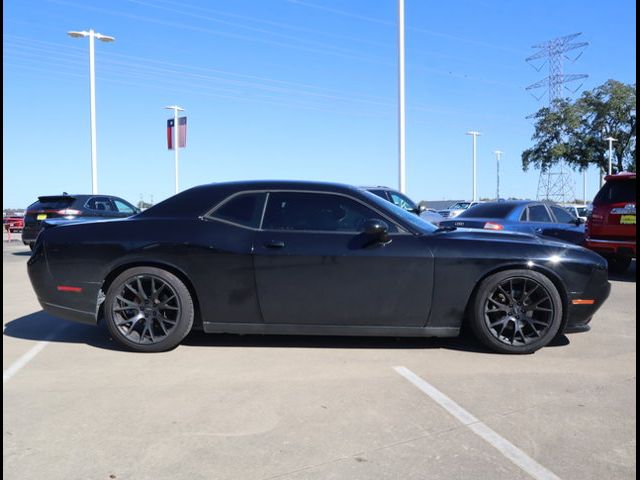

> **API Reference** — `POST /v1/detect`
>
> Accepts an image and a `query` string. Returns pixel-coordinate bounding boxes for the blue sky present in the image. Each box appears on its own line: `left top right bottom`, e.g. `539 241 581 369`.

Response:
3 0 637 208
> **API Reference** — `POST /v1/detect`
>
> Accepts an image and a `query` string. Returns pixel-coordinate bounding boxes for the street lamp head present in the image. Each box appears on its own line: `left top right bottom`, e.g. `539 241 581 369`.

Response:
164 105 185 111
493 150 503 155
466 131 481 136
67 30 89 38
605 136 618 142
95 33 115 42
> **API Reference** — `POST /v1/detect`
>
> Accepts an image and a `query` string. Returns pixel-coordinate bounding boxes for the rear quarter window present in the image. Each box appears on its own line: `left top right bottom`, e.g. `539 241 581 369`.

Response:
207 192 266 228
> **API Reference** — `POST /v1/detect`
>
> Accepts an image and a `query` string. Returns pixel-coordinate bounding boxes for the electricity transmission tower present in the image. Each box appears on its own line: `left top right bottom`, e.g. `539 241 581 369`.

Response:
526 33 588 204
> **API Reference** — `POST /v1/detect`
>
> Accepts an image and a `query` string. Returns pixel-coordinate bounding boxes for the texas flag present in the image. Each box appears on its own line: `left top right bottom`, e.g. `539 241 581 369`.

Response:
167 117 187 150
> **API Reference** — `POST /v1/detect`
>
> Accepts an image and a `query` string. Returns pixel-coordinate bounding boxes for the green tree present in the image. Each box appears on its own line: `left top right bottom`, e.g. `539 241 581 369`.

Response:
522 80 636 174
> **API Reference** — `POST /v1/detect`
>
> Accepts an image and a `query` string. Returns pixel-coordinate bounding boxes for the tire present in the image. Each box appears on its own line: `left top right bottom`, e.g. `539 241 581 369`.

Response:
469 270 563 354
605 255 632 274
104 267 194 352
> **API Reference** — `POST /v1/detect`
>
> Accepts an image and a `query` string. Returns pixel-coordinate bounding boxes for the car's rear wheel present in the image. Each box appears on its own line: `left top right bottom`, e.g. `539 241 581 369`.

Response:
604 255 632 274
470 270 563 354
105 267 194 352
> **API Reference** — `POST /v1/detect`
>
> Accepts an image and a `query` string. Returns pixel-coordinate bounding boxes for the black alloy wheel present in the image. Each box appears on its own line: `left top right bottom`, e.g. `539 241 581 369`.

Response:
470 270 563 354
105 267 194 352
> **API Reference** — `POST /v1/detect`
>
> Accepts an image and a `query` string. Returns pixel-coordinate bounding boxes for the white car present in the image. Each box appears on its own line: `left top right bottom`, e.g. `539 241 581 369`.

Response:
563 204 590 222
438 201 482 219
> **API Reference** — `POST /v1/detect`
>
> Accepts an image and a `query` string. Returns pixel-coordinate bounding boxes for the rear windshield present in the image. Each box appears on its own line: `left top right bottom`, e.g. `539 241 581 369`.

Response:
593 179 636 205
457 203 516 218
28 196 75 210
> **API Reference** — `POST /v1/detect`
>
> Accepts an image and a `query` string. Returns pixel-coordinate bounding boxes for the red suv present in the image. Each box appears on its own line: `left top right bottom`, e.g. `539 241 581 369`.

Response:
585 172 636 273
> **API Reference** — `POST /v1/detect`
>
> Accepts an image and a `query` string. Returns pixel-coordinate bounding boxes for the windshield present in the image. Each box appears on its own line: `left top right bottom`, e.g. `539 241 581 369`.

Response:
593 179 636 205
449 202 471 210
360 190 437 234
458 203 516 218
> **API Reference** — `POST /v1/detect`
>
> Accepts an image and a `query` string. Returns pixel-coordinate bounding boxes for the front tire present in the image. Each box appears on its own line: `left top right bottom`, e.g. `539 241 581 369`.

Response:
105 267 194 352
469 270 563 354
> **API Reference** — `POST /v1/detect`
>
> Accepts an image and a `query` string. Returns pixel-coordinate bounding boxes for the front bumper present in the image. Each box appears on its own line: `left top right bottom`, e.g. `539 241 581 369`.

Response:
585 238 636 258
563 269 612 334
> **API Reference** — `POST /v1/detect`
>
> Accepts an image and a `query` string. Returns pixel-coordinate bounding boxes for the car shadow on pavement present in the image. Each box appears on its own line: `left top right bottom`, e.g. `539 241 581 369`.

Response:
3 311 130 352
11 251 31 256
4 310 570 354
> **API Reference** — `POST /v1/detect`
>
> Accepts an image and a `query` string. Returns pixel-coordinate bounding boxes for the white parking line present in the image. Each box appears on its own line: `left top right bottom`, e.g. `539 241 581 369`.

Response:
393 366 561 480
3 324 68 384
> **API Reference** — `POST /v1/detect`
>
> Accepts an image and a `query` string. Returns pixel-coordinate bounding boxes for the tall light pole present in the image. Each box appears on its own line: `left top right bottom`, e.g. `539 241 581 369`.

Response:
164 105 184 194
68 29 115 194
397 0 406 193
466 131 481 201
493 150 503 200
605 136 617 175
582 169 587 204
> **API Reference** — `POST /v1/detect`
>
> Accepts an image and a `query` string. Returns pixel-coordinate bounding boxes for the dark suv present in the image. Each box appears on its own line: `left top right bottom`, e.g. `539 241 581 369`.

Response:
585 172 636 273
23 194 139 249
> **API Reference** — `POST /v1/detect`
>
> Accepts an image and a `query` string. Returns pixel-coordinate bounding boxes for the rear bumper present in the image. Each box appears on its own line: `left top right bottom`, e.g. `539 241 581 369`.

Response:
21 224 41 244
584 238 636 257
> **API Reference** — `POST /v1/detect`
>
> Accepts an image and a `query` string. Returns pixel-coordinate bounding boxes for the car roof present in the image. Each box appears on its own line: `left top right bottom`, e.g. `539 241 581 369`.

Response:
604 172 636 182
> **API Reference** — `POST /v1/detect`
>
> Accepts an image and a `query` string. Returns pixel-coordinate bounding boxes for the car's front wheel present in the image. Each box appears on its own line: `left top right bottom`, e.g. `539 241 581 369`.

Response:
470 270 563 354
104 267 194 352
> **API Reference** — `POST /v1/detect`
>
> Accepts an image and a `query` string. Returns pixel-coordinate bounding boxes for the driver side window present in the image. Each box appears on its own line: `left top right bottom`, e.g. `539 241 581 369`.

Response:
262 192 397 232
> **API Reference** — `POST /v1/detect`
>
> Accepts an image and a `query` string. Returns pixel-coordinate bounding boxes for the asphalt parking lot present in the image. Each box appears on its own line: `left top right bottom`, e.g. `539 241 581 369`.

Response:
3 235 636 480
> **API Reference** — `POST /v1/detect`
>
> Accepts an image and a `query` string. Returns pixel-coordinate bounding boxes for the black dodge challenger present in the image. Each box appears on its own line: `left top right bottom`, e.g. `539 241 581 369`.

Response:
27 181 611 354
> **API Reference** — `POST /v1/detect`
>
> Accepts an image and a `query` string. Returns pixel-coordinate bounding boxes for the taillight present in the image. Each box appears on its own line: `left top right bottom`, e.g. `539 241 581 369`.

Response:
57 209 81 216
484 222 504 231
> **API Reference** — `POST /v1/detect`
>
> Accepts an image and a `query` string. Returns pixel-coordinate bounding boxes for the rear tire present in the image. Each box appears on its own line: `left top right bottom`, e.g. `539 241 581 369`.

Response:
105 267 194 352
469 270 563 354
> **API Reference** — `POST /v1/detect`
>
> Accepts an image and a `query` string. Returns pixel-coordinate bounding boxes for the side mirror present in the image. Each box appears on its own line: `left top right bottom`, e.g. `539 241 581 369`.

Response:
362 219 390 243
575 217 584 225
418 204 428 213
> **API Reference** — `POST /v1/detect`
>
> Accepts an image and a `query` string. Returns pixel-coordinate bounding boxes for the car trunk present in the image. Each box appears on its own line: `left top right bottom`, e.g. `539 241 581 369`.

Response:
588 179 636 240
24 196 77 229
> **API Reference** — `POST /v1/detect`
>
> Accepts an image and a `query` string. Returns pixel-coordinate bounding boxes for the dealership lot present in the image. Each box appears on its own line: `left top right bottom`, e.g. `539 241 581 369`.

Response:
3 237 636 479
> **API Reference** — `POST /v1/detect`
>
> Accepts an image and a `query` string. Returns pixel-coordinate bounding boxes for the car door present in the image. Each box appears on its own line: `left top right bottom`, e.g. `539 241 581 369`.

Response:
521 204 557 238
548 205 585 244
253 191 434 327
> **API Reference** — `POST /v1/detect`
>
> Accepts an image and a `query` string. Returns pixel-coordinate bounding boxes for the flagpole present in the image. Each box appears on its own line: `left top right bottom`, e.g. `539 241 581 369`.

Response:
164 105 184 194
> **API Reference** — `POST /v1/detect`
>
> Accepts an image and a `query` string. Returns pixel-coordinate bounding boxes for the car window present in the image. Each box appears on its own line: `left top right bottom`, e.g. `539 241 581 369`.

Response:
527 205 552 223
208 192 265 228
577 207 588 217
458 203 516 218
367 190 389 201
86 196 116 211
593 179 636 205
113 199 136 214
262 192 397 233
551 206 577 224
450 202 471 209
389 192 418 212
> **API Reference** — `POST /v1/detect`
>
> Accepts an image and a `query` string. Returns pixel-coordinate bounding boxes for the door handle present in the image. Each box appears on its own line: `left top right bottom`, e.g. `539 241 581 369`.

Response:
264 240 285 249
